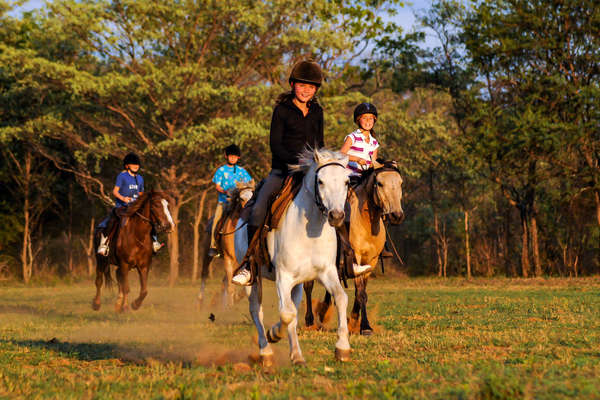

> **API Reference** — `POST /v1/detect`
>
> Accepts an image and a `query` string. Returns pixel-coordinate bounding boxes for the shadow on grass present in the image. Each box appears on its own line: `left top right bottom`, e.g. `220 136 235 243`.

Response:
3 338 120 362
2 338 256 368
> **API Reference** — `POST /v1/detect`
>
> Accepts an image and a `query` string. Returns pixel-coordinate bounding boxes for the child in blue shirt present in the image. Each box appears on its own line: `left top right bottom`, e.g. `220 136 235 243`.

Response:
97 153 162 256
208 144 252 256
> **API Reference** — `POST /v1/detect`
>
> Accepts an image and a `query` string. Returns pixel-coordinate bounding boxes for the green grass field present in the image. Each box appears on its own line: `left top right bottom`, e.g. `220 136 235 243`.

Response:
1 275 599 399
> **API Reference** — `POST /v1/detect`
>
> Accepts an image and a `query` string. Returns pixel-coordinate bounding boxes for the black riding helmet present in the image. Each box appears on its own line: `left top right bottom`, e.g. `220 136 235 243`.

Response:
354 103 378 123
123 152 141 168
289 60 324 87
224 144 241 157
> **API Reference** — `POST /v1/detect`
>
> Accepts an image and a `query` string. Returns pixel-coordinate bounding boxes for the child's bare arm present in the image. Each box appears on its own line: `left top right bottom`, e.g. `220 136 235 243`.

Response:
113 186 131 204
341 137 367 164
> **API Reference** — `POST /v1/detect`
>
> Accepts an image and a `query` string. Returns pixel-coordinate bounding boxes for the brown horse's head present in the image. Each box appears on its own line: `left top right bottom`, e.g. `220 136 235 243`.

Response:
367 160 404 224
125 191 175 233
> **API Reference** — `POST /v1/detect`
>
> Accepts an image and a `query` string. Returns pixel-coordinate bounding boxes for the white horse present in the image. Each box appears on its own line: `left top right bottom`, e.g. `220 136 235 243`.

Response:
234 148 352 366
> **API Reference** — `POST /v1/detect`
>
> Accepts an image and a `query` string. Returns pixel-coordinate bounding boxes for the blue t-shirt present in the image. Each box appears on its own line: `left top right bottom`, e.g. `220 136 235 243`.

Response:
212 164 252 203
115 171 144 207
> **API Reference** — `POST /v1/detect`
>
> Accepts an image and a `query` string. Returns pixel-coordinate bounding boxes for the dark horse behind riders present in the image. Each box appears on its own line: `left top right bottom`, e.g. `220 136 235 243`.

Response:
92 191 174 313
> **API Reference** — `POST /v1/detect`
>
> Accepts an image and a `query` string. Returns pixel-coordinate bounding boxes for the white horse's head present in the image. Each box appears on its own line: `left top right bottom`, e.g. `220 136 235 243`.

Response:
291 148 350 227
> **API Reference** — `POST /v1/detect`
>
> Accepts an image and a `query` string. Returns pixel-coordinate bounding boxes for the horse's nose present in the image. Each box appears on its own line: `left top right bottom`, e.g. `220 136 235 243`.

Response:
328 210 345 227
391 210 405 224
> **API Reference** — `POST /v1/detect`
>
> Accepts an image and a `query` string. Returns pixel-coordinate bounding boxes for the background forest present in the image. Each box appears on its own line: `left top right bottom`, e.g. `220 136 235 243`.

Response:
1 0 598 285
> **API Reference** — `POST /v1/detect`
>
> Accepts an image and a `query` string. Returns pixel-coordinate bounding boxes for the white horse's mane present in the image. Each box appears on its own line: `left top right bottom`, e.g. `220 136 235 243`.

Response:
288 147 348 173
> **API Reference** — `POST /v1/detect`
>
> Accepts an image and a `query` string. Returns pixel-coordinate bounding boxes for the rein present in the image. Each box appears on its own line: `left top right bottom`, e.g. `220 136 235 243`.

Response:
133 194 157 229
314 162 347 215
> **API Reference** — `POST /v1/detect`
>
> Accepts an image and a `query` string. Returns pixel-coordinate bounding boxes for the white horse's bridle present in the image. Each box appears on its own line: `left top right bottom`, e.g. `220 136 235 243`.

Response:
313 162 347 215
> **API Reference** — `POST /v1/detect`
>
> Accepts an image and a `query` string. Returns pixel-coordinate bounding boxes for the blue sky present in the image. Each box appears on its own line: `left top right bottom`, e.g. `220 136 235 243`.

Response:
15 0 440 48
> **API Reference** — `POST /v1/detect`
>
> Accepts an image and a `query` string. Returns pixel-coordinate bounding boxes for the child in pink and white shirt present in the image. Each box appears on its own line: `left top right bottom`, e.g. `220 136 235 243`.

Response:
341 103 379 177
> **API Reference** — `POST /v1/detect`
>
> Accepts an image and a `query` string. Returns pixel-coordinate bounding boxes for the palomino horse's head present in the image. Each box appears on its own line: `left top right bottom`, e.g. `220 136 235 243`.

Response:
228 180 256 208
148 191 176 233
368 160 404 224
291 148 350 227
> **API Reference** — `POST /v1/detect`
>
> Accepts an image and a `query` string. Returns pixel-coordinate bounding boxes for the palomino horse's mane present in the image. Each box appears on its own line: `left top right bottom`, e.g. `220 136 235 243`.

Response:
355 160 399 186
288 147 348 173
123 190 167 217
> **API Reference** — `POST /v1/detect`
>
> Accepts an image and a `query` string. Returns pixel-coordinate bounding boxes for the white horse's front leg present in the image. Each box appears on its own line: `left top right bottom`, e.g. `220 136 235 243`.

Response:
269 276 304 365
319 267 351 361
247 281 273 367
286 283 305 365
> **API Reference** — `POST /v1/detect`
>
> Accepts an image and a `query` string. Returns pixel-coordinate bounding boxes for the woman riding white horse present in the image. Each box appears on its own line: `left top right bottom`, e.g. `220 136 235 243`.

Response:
234 148 353 366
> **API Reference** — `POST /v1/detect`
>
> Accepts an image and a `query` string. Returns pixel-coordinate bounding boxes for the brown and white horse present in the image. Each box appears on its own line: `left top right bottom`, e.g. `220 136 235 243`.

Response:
92 191 174 312
198 180 255 307
304 161 404 335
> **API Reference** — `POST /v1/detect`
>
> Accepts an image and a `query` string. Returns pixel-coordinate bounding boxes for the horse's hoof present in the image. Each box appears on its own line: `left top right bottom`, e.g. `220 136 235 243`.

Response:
92 301 101 311
335 348 351 362
266 328 282 343
131 301 141 310
304 323 321 331
292 357 306 366
260 354 274 368
360 329 373 337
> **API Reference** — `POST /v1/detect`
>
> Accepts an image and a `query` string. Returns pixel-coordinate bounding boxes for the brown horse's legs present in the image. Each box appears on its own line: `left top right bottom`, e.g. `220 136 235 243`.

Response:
356 276 373 335
115 264 130 313
223 256 235 307
92 258 106 311
317 291 333 324
131 267 148 310
303 280 315 327
198 234 215 306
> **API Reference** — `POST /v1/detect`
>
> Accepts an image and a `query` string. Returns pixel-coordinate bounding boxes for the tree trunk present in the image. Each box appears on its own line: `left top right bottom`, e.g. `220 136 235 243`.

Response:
21 151 33 284
192 189 209 282
67 182 74 275
168 202 180 287
434 213 443 277
530 212 541 277
80 217 95 277
520 209 530 278
595 190 600 227
465 210 471 279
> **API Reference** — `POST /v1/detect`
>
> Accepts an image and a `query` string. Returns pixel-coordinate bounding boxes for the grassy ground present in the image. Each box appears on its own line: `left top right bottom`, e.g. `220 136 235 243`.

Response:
1 274 599 399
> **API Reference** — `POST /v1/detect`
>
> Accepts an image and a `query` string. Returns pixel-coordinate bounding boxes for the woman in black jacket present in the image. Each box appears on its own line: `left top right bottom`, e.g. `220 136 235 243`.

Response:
232 60 324 286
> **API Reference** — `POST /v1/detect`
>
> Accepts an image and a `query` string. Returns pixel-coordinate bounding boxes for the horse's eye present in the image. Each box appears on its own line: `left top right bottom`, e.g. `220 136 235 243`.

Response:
318 179 324 185
377 181 384 187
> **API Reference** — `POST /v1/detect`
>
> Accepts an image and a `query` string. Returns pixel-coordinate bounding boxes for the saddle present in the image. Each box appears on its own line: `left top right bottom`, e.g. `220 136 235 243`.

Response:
237 172 304 284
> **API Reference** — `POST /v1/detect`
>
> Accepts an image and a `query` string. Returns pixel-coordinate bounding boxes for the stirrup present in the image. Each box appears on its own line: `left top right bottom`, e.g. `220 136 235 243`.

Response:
232 268 252 286
352 263 371 276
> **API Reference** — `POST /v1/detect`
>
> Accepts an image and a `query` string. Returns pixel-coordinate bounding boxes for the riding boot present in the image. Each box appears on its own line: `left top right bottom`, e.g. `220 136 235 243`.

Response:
232 224 259 286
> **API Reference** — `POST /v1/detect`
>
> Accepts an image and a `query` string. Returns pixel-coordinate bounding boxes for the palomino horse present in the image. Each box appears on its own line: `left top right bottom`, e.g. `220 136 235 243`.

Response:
92 191 174 312
234 148 352 366
198 180 255 307
304 161 404 335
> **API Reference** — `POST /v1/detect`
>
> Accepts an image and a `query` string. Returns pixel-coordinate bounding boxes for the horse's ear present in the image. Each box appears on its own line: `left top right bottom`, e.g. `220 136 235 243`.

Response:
313 148 323 165
249 179 256 188
373 159 384 169
390 160 399 169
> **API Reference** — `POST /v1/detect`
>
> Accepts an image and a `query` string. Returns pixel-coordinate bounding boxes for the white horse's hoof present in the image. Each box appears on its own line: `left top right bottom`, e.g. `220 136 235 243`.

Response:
335 347 351 362
266 327 282 343
260 354 274 368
